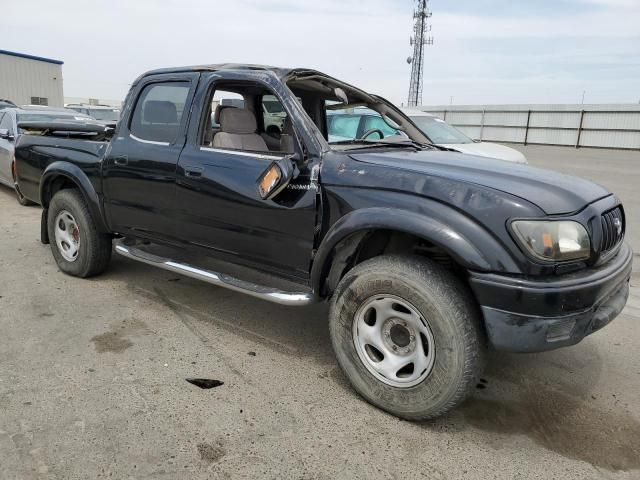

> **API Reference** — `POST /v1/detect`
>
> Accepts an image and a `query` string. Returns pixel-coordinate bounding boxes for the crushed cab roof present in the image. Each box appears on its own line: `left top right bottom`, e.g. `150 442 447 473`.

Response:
135 64 299 83
134 63 374 103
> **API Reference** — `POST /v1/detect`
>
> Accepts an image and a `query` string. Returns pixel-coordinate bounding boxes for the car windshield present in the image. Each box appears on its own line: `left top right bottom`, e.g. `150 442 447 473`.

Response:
88 109 120 121
263 99 284 114
409 116 473 144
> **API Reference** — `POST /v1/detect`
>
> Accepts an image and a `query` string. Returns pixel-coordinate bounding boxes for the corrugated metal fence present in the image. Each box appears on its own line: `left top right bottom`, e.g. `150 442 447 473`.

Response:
420 104 640 150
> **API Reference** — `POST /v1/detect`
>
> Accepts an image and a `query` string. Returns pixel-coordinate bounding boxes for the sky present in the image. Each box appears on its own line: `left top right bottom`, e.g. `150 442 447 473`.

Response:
2 0 639 106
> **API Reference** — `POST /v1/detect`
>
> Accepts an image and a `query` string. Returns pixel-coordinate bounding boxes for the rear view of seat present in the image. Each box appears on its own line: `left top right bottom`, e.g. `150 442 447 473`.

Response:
213 108 269 152
137 100 179 142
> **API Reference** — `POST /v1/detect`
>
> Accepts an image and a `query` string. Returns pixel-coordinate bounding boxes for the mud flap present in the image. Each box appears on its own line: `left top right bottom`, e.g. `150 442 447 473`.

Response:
41 208 49 244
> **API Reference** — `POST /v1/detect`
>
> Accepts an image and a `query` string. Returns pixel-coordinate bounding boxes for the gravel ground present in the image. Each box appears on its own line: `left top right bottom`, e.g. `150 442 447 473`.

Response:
0 145 639 479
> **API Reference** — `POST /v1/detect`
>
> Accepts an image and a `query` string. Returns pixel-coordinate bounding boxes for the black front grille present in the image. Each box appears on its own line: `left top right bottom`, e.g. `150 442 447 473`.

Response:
600 207 624 252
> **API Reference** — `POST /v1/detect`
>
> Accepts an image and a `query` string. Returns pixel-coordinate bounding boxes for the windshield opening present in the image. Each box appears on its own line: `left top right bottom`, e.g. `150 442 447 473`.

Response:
409 116 473 144
286 74 430 150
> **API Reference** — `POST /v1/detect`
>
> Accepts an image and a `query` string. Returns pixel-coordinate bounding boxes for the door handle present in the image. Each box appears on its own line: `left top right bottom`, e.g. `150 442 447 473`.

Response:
184 166 204 178
113 155 128 166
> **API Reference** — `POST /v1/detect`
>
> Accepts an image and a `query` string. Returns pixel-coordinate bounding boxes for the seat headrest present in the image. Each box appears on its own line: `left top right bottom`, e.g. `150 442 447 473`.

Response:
214 104 233 124
219 108 257 134
144 101 177 124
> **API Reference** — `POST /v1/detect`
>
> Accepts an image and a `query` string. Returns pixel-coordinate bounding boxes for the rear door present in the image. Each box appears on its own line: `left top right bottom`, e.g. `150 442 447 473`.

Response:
102 73 199 241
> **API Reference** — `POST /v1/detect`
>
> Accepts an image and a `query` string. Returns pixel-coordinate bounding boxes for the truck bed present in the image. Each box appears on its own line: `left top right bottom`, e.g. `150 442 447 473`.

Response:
15 134 108 204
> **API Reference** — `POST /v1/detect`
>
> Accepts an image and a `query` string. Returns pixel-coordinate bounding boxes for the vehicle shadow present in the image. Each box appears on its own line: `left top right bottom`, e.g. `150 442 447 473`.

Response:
0 183 15 200
430 347 640 472
101 255 333 361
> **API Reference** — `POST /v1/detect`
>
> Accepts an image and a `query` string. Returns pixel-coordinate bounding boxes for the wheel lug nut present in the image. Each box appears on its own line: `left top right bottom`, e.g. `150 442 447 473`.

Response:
410 335 415 341
392 345 397 351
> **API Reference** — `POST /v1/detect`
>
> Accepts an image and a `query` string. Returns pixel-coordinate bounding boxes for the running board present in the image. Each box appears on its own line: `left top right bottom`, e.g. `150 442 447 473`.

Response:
114 240 316 306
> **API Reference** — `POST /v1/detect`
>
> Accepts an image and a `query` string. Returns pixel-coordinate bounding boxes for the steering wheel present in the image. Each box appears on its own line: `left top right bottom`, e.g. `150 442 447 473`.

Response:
359 128 385 140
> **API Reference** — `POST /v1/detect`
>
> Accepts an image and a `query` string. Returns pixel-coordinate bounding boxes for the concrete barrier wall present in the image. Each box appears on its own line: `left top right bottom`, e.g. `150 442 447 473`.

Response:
419 104 640 150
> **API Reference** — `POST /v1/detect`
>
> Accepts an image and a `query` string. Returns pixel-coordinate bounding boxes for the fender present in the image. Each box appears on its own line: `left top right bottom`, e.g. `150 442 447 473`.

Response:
310 206 520 295
40 161 109 234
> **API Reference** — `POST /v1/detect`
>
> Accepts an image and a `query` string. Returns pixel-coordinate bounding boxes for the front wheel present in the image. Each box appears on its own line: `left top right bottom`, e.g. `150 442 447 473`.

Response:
329 254 485 421
47 189 112 277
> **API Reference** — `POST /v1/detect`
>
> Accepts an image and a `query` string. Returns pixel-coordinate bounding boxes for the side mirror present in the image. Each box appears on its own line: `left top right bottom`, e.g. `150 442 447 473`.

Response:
257 154 299 200
0 128 14 141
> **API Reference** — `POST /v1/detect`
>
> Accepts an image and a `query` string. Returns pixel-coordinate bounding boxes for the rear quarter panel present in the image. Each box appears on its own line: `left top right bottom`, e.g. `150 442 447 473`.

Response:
15 135 107 203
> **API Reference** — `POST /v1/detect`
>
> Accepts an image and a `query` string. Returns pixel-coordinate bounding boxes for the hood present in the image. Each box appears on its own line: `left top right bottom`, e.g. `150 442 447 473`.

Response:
349 150 610 215
440 141 527 164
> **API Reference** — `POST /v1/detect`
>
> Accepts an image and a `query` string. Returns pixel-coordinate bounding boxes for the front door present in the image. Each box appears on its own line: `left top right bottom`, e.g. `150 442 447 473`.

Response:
175 75 318 279
102 73 199 242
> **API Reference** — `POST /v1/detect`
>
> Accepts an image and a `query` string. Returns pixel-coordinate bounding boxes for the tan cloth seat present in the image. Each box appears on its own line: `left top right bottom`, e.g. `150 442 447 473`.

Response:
213 108 269 152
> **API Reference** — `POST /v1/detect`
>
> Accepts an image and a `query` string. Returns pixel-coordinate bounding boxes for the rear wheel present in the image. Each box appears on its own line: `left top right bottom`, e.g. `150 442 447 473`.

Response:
329 254 485 421
47 189 112 277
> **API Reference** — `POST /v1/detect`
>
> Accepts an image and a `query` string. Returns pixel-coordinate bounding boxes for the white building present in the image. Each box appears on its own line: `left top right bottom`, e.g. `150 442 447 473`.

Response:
0 50 64 107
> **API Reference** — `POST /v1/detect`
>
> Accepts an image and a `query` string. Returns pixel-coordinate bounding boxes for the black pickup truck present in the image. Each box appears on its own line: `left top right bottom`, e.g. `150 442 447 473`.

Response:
14 64 632 420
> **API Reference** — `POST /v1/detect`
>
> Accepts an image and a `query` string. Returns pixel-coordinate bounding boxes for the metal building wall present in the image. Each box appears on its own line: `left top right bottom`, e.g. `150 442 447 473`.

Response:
421 104 640 150
0 53 64 107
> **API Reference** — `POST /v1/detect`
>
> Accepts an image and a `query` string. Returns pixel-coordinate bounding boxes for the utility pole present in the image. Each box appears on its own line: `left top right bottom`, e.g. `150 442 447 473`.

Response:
406 0 433 107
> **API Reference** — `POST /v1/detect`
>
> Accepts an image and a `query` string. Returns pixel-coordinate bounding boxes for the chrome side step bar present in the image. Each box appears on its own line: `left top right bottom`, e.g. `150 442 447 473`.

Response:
114 240 316 306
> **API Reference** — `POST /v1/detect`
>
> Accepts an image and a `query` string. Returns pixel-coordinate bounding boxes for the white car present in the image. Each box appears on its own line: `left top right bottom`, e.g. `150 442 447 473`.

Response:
262 95 287 134
401 109 527 163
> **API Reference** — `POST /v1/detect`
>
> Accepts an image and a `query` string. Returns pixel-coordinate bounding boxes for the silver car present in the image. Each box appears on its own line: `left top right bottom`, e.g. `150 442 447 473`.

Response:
0 107 93 205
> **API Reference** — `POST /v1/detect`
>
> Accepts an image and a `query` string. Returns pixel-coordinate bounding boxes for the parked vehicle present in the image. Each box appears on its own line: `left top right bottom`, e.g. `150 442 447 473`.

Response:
0 107 95 205
65 104 121 123
15 64 632 420
327 106 526 163
262 95 287 134
0 99 17 110
401 109 527 163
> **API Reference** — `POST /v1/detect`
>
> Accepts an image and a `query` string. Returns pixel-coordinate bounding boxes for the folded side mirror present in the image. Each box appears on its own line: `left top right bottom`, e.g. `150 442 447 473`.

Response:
0 128 14 141
256 154 299 200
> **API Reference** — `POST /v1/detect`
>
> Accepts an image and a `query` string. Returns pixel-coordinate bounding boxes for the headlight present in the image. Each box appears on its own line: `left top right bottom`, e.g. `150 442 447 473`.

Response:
511 220 590 262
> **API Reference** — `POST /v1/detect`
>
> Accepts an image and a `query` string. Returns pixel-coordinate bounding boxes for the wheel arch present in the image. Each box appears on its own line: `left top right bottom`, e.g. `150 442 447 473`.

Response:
311 207 518 298
40 162 109 234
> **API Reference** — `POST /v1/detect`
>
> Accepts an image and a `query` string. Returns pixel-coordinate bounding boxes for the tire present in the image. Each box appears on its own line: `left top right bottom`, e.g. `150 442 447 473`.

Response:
47 189 112 278
329 254 485 421
15 185 35 206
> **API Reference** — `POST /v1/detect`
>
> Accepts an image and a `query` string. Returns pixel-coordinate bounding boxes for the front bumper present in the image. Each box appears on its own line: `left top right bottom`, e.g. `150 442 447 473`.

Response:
469 243 633 352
